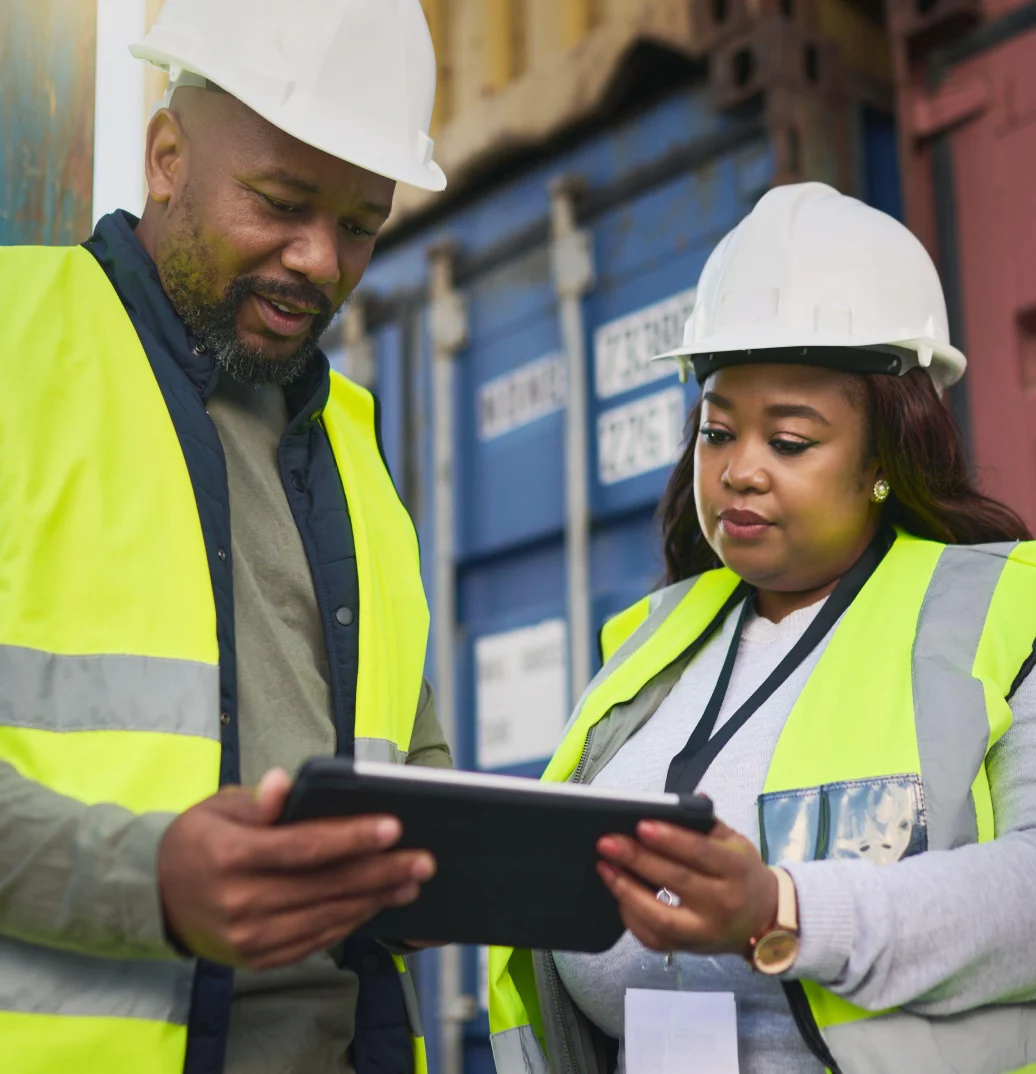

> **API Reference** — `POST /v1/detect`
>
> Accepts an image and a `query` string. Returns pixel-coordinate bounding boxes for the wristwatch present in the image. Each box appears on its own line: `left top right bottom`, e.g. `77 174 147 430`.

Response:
745 866 800 975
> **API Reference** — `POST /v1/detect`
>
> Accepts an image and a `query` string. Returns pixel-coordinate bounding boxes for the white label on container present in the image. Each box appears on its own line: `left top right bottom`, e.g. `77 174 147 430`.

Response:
478 353 567 441
475 619 568 770
593 289 696 399
597 386 686 486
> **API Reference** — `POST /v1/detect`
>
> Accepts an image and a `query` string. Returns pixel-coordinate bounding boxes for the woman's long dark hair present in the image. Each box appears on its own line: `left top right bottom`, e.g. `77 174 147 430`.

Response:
659 367 1032 584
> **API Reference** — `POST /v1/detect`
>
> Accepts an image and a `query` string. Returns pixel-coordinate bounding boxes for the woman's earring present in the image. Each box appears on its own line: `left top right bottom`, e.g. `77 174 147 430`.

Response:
872 478 891 504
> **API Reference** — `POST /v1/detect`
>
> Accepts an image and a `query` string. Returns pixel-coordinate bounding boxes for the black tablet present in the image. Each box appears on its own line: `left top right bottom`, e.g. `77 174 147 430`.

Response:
281 757 715 953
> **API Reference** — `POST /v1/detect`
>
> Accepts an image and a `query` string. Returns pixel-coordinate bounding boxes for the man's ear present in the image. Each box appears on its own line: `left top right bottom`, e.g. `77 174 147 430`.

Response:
144 108 188 206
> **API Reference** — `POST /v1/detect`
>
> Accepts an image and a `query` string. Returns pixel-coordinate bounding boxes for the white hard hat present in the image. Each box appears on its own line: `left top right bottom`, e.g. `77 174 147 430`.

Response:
130 0 446 192
653 182 965 387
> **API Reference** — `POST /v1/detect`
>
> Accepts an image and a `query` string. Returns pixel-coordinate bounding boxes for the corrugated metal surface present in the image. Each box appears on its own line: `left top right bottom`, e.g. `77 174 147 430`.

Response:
367 87 769 756
889 0 1036 530
458 241 564 557
0 0 97 245
944 13 1036 527
358 67 904 1070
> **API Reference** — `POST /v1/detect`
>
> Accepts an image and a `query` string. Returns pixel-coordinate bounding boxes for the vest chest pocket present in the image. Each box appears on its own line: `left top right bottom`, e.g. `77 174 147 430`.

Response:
758 775 928 867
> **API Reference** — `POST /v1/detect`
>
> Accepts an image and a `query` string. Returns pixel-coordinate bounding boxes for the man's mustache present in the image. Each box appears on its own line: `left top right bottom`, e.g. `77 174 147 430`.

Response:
236 275 333 319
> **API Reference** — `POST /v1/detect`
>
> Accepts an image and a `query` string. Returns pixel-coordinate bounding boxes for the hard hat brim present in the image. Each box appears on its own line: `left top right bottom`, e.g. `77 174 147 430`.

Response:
651 339 966 387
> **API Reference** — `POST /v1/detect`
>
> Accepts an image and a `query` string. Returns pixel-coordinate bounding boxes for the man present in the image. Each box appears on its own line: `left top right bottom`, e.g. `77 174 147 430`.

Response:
0 2 449 1072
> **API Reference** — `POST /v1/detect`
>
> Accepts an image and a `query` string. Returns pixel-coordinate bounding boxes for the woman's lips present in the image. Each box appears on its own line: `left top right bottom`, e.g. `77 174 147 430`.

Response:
718 509 774 540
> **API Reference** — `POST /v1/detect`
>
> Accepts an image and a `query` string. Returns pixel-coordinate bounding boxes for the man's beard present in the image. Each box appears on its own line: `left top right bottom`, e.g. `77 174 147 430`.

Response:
159 206 335 386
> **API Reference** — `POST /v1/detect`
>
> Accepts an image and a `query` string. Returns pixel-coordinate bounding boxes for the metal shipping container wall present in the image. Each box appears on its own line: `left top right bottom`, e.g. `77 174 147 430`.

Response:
889 0 1036 530
0 0 97 245
358 79 901 1074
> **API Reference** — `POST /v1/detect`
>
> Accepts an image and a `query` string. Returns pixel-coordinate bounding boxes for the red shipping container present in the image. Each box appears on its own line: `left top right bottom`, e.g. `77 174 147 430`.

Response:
891 0 1036 530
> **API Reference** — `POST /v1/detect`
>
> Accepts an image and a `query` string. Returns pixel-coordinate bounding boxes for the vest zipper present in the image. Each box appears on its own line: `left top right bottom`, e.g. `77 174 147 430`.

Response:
545 953 581 1074
541 727 598 1074
571 726 596 785
781 982 843 1074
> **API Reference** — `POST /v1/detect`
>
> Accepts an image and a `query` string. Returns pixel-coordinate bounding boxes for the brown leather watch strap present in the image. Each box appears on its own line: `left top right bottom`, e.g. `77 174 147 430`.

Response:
743 866 799 972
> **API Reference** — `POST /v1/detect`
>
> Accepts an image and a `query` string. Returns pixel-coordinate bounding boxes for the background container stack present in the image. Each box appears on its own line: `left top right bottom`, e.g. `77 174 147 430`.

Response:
886 0 1036 532
343 2 905 1071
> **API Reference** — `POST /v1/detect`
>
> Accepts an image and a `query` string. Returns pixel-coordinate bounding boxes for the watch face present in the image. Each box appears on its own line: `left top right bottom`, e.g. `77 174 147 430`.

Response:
753 930 800 975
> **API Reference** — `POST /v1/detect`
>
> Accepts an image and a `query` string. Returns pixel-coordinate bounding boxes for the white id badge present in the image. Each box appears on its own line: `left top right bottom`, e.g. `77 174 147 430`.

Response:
624 989 740 1074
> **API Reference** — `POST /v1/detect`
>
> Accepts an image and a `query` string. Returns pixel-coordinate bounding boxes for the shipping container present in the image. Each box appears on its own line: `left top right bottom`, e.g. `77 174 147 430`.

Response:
0 0 97 245
889 0 1036 529
348 46 904 1069
1 0 170 247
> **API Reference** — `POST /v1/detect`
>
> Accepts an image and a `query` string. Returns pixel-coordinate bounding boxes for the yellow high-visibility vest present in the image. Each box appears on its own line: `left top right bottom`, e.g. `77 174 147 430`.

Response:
0 245 429 1074
490 533 1036 1074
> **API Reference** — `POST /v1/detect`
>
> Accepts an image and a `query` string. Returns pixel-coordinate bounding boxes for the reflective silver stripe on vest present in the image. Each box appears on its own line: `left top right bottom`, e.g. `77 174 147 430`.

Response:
609 580 696 677
397 962 424 1037
490 1025 549 1074
0 935 194 1023
0 645 220 740
563 579 698 738
824 1002 1036 1074
913 545 1012 850
353 737 408 764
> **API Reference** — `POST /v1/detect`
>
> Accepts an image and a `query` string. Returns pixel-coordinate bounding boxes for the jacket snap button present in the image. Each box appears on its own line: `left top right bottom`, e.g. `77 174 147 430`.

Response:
361 953 380 974
219 712 230 727
192 343 207 356
336 607 354 626
217 548 227 562
291 474 305 492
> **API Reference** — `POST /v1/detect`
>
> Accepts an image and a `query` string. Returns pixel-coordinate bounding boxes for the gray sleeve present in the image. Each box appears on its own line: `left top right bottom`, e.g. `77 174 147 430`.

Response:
405 678 453 770
783 668 1036 1014
0 760 180 960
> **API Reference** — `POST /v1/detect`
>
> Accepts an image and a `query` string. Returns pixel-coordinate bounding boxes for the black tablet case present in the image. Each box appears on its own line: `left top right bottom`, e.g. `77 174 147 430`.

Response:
281 758 714 953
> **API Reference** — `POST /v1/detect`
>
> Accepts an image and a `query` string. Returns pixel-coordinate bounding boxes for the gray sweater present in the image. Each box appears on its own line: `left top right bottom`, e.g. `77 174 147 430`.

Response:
554 598 1036 1074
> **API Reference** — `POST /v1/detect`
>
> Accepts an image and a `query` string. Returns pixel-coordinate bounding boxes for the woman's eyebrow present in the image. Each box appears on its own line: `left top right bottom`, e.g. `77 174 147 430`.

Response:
765 403 832 426
702 390 734 410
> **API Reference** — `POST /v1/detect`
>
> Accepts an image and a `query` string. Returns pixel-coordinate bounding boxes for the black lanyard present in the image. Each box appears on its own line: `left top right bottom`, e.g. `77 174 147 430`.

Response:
665 532 890 794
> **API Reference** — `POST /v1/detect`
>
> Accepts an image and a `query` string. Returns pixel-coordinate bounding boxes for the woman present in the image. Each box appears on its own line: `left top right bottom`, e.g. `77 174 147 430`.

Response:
488 183 1036 1074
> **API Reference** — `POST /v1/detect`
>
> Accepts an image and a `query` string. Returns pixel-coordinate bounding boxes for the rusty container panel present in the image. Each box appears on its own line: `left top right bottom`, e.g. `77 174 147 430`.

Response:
889 0 1036 530
0 0 97 246
948 20 1036 528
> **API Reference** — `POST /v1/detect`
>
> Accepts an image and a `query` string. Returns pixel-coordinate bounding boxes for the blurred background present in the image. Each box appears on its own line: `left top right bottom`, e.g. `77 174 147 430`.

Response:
3 0 1036 1070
